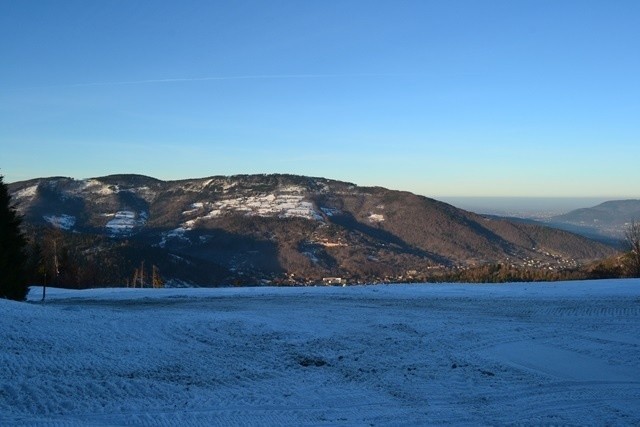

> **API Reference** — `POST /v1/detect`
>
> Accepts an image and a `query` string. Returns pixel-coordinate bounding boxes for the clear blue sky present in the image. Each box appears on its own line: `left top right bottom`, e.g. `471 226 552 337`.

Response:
1 0 639 197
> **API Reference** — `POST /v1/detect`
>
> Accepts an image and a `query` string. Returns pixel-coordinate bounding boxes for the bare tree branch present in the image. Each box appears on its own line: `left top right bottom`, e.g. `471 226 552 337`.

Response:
623 220 640 277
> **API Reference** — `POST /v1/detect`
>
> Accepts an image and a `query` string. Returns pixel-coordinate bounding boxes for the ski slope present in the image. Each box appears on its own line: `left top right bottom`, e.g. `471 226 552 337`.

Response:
2 280 639 425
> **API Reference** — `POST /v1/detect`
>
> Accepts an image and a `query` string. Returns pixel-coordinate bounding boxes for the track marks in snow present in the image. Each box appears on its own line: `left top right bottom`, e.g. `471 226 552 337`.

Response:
2 285 640 425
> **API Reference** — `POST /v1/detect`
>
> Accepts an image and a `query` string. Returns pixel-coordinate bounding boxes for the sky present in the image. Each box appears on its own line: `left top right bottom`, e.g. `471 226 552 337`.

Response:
1 0 639 198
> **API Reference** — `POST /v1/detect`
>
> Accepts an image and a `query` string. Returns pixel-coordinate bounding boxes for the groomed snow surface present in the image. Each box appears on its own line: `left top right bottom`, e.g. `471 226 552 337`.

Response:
2 280 640 425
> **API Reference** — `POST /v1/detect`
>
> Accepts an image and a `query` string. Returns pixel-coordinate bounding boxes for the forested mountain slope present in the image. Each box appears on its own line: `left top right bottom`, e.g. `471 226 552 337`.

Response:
9 174 616 285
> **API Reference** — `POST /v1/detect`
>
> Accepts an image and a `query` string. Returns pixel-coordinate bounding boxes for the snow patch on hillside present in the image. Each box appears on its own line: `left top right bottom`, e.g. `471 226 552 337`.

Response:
181 202 205 216
320 207 341 217
71 179 158 202
76 179 116 195
317 181 331 194
200 179 214 188
13 184 38 200
182 186 323 226
106 211 148 236
158 227 190 247
43 214 76 230
368 213 385 222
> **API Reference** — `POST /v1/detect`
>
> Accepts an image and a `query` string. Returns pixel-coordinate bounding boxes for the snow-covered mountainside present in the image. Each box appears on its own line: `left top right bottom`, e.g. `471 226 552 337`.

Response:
10 175 333 237
2 280 639 425
8 174 617 285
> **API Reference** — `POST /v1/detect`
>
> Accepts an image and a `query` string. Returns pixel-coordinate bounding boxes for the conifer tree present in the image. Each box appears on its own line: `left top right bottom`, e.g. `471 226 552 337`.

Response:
0 176 29 300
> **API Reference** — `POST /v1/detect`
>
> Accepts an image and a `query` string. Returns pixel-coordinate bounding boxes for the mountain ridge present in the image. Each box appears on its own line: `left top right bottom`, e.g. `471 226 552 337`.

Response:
547 199 640 241
8 173 617 286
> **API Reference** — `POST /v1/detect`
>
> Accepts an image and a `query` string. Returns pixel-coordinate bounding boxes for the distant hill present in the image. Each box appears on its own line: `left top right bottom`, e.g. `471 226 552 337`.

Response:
8 174 617 286
548 199 640 242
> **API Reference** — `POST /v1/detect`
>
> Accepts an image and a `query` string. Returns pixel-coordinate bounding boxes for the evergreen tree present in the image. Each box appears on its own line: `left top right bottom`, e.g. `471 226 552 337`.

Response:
0 175 29 300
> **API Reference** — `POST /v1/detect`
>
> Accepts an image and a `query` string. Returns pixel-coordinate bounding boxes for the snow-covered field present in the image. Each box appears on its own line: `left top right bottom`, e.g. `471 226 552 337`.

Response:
2 280 639 425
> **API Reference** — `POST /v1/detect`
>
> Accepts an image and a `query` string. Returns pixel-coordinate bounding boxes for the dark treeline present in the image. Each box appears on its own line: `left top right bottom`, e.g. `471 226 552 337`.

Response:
23 227 170 288
434 259 629 284
20 225 636 288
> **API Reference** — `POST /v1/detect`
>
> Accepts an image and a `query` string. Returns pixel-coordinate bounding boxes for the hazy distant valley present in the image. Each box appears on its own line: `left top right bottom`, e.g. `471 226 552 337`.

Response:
446 197 640 246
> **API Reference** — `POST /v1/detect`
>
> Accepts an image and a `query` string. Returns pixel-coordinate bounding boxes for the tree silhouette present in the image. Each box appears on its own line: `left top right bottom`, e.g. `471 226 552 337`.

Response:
0 175 29 300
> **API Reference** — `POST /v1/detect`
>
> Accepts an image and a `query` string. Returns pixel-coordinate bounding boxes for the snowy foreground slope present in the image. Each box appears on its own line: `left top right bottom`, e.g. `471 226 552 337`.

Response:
2 281 640 425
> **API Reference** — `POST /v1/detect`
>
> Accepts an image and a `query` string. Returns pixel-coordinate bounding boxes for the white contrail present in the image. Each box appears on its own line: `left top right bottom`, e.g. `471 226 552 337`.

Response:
45 73 409 88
